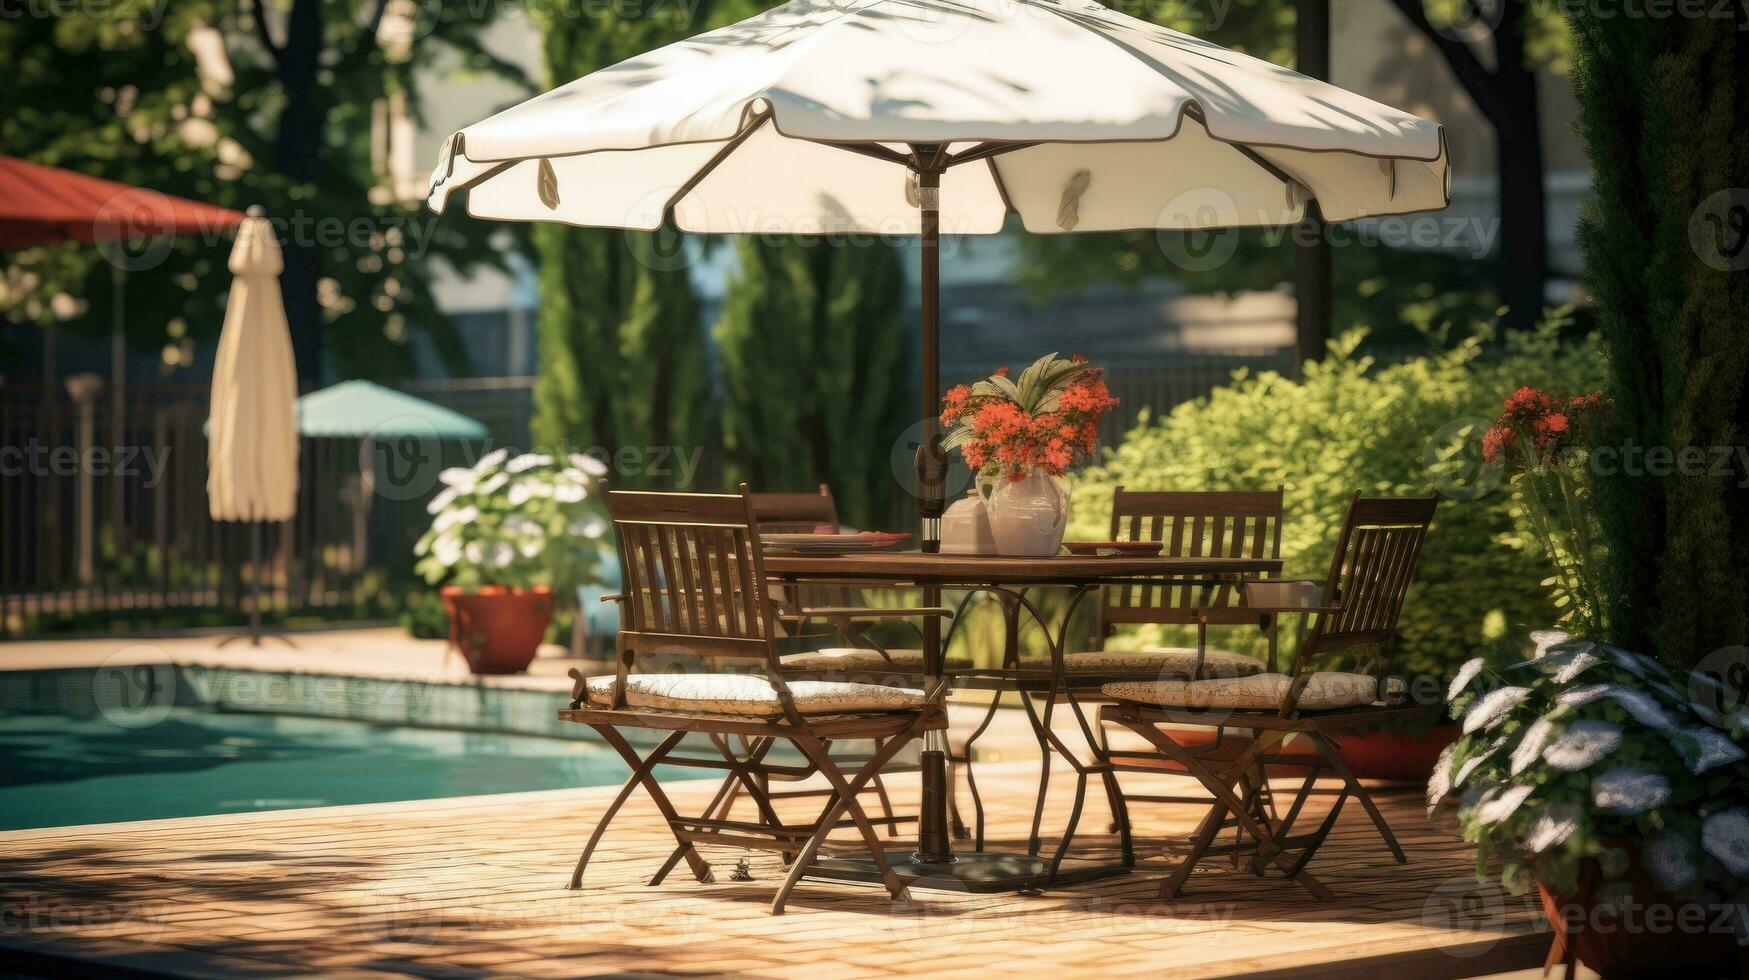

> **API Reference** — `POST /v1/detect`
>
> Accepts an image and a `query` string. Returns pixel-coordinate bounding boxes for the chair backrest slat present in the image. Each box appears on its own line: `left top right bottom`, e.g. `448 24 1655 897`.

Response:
1100 487 1285 628
607 488 773 659
1305 493 1437 661
748 484 838 533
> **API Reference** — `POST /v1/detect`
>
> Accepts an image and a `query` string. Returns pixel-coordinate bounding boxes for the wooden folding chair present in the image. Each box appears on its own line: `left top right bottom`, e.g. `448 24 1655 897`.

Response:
1098 493 1436 900
953 487 1285 871
753 484 956 674
560 487 947 914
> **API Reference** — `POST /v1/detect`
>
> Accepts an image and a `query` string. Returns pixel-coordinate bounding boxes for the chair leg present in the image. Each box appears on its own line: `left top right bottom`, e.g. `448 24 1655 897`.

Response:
593 725 715 884
572 729 690 889
869 774 900 837
1287 787 1349 877
1308 733 1407 864
770 730 920 914
1161 798 1228 900
1250 765 1319 876
1121 720 1333 900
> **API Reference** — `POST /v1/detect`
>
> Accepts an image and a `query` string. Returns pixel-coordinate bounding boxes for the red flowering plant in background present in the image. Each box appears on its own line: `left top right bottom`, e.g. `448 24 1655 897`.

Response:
940 353 1118 486
1482 387 1613 638
1481 387 1611 472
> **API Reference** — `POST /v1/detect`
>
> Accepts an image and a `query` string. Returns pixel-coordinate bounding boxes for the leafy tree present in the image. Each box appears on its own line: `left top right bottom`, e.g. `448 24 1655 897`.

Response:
1568 14 1749 666
1019 0 1569 338
714 236 910 528
0 1 529 384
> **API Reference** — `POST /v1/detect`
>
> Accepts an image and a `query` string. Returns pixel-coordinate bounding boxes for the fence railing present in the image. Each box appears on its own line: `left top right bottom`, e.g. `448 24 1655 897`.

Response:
0 382 482 639
1 349 1289 638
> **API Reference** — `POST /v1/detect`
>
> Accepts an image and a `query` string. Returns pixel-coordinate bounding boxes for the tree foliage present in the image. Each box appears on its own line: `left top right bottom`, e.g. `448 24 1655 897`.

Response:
0 1 528 383
1069 322 1607 677
1567 14 1749 667
714 236 910 527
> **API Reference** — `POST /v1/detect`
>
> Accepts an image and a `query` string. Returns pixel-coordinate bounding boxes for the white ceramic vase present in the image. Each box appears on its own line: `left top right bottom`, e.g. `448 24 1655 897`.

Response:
987 470 1070 557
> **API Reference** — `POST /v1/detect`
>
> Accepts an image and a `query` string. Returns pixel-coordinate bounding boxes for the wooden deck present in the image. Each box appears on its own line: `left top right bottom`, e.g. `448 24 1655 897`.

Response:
0 759 1550 978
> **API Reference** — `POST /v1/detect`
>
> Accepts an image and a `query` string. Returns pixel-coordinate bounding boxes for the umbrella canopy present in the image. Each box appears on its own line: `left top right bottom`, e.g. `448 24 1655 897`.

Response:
295 380 489 440
428 0 1447 234
0 155 244 248
426 0 1450 543
207 212 299 522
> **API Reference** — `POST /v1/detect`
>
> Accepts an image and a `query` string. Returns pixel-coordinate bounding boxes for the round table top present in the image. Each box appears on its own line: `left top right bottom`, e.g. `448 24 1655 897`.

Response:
762 551 1283 585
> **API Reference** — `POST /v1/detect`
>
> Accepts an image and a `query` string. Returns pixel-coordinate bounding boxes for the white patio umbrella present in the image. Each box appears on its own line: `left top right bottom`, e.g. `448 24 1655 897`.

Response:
425 0 1448 885
428 0 1448 534
207 207 299 645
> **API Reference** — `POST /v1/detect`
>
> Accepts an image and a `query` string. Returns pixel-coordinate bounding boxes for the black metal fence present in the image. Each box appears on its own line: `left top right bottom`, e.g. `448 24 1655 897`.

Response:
0 382 484 639
1 348 1289 638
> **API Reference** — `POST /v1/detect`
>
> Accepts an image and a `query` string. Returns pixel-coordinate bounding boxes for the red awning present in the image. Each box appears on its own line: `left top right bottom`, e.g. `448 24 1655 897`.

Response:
0 155 245 248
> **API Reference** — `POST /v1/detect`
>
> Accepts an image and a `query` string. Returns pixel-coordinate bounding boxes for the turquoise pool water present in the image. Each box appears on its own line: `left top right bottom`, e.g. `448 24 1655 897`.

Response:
0 667 703 831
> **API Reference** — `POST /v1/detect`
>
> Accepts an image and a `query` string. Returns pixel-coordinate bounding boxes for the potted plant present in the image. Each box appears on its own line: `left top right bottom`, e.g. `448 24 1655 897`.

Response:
414 449 608 674
939 352 1118 556
1435 631 1749 975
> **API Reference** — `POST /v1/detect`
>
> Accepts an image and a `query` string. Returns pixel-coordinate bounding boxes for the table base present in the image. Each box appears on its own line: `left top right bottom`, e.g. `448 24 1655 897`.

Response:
804 849 1128 893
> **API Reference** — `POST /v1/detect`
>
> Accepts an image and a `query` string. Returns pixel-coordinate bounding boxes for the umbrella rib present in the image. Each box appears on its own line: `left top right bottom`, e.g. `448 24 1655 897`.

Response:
659 110 775 228
944 141 1040 168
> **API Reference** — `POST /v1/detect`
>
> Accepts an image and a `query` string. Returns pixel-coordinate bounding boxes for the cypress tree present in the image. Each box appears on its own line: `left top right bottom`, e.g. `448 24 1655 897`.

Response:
530 1 759 485
715 235 910 528
1568 13 1749 665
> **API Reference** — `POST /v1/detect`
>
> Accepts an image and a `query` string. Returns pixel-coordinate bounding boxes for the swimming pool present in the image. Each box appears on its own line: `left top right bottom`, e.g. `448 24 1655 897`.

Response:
0 665 707 831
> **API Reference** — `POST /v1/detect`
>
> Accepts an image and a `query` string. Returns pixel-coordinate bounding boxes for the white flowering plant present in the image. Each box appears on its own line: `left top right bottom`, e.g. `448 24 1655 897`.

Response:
1434 629 1749 901
413 449 609 596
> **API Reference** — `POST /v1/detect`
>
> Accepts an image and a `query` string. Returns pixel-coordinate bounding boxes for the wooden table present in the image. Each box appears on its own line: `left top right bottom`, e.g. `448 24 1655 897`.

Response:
764 551 1284 892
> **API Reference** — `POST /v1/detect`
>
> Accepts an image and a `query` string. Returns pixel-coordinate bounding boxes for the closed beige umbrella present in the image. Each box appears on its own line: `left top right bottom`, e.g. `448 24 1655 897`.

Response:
207 207 299 644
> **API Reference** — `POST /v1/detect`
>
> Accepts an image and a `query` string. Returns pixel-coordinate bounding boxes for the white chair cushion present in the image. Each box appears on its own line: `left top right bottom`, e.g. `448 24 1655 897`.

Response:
1101 672 1402 711
780 648 972 673
1032 647 1265 677
583 673 926 717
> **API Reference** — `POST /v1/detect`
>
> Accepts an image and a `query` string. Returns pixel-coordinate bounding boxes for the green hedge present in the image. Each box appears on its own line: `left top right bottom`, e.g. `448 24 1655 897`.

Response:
1067 324 1607 678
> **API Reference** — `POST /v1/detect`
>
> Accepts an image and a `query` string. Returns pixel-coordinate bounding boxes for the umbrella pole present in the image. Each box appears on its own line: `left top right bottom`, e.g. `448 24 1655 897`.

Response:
913 153 954 865
249 521 263 647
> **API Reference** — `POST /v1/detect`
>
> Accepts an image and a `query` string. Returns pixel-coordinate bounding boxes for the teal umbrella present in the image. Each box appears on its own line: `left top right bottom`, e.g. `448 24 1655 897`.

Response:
295 380 488 439
295 380 489 570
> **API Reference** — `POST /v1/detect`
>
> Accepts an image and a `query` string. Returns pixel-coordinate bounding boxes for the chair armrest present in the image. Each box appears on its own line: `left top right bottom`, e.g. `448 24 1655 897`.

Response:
780 606 954 619
1196 603 1341 619
1242 580 1327 610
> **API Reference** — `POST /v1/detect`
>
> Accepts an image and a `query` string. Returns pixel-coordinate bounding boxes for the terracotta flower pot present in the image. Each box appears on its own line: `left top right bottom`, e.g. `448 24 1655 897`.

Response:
1537 848 1742 978
440 584 554 675
1165 723 1458 784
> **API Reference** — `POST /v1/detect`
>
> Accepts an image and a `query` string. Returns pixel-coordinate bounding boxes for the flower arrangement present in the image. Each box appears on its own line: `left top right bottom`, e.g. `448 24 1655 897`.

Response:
940 352 1118 483
1435 629 1749 906
1482 387 1613 638
414 448 608 596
